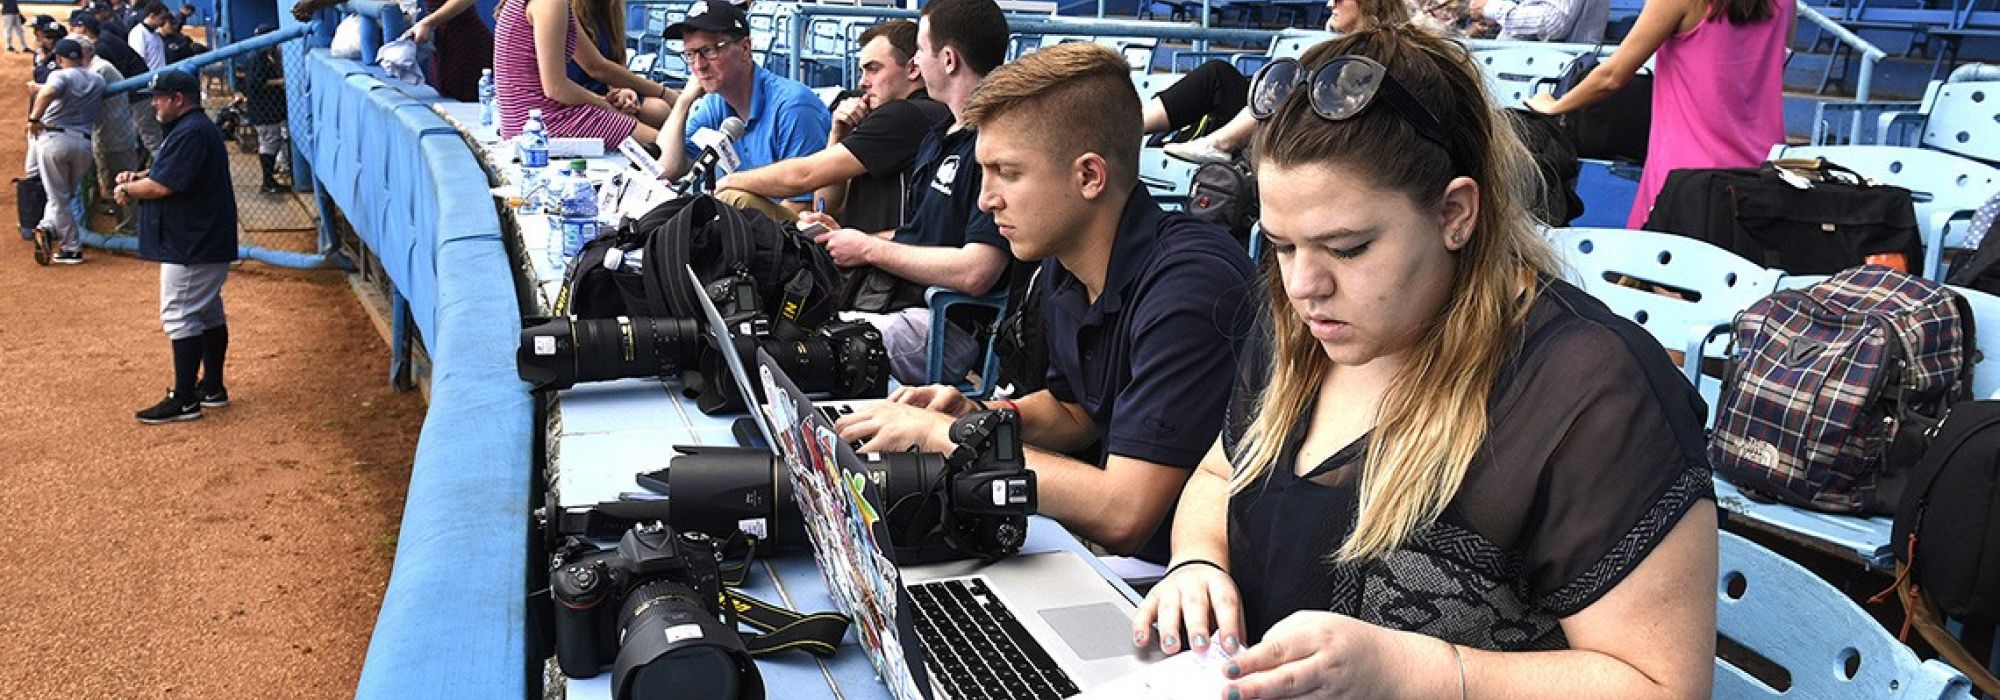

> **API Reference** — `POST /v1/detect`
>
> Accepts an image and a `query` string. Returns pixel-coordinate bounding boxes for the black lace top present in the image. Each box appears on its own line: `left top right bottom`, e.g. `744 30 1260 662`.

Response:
1223 278 1713 649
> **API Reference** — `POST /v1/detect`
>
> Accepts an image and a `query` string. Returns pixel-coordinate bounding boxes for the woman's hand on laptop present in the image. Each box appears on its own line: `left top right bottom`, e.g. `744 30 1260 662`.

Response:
1133 560 1244 658
835 402 955 453
889 385 979 417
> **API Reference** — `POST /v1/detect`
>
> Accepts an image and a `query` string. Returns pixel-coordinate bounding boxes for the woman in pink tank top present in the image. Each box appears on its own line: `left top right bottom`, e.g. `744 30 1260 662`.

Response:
1528 0 1792 228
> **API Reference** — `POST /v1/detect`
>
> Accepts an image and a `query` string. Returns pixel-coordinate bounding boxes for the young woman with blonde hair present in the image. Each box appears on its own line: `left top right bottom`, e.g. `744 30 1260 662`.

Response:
1133 27 1717 700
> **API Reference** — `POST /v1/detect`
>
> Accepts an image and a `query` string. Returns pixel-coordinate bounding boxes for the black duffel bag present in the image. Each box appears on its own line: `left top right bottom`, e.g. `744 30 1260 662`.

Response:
1642 158 1924 276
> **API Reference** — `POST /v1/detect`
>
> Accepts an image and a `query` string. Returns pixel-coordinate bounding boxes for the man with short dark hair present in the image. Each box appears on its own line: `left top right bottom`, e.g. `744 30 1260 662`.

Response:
714 19 951 234
28 37 104 265
69 11 146 84
128 1 164 70
791 0 1014 386
115 70 240 424
159 13 202 62
838 43 1256 561
654 0 830 210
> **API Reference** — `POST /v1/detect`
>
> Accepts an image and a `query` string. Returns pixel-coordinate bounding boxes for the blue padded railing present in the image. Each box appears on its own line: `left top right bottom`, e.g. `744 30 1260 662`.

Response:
281 10 532 699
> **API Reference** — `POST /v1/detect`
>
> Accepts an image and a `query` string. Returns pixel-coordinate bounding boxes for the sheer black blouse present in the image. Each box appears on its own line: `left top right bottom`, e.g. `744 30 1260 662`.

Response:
1223 278 1713 649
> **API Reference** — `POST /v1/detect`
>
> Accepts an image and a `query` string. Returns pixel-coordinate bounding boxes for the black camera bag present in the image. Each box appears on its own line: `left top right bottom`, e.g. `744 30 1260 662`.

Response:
1187 159 1258 247
1553 49 1651 163
1893 400 2000 624
563 195 844 331
1642 159 1924 276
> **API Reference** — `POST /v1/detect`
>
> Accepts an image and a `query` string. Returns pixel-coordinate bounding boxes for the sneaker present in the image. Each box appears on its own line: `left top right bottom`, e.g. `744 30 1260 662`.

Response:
1163 140 1235 166
52 250 83 265
135 392 203 424
199 387 229 407
30 227 51 267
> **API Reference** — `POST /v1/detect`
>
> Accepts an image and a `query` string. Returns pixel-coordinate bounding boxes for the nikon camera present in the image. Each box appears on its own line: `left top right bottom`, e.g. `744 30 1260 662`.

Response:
550 524 763 700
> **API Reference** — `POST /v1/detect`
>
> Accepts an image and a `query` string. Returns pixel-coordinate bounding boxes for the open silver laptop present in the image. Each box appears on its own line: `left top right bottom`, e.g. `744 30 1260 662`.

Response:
754 348 1152 700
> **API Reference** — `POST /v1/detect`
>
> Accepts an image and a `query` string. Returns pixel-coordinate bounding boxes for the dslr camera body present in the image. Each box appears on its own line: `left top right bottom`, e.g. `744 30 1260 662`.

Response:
518 274 889 411
882 409 1038 565
550 523 763 700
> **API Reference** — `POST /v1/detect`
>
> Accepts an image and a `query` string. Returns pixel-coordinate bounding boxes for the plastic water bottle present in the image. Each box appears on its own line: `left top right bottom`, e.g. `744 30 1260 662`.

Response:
520 109 549 168
604 247 644 274
478 69 495 127
556 159 601 261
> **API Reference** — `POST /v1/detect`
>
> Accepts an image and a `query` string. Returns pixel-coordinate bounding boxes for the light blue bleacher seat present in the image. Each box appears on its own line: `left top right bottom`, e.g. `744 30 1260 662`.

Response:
1716 530 1975 699
1472 46 1577 105
1547 227 1784 421
1918 80 2000 164
1268 28 1334 61
1132 72 1202 206
1769 144 2000 281
924 287 1009 399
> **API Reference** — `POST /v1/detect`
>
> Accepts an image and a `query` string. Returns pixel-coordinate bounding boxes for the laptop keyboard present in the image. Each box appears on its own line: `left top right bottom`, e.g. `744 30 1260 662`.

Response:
907 578 1081 700
818 404 856 426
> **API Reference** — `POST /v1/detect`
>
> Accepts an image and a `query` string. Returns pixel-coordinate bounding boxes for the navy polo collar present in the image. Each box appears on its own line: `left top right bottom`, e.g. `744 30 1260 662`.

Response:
1066 186 1166 317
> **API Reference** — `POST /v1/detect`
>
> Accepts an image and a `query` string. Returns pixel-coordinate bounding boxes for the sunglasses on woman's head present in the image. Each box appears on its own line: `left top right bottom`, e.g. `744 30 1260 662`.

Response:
1248 56 1455 160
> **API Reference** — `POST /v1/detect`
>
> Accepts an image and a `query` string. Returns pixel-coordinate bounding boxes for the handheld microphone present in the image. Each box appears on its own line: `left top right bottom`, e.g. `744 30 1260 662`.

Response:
677 116 746 195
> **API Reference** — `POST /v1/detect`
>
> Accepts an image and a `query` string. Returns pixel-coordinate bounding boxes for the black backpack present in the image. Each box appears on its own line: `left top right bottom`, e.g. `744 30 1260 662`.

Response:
992 263 1049 398
1506 108 1585 227
1187 159 1257 248
1554 50 1651 163
1893 400 2000 624
559 195 843 331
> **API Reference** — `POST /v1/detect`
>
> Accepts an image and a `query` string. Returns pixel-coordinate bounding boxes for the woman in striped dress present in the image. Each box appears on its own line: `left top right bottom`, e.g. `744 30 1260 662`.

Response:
493 0 673 147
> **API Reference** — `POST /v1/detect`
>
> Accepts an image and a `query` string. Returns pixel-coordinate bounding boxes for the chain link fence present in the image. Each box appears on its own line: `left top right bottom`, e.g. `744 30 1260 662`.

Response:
84 32 322 258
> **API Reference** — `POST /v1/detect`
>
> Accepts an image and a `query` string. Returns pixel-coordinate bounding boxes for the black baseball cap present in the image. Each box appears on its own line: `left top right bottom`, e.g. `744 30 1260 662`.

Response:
69 12 101 32
138 69 201 97
53 38 85 61
663 0 750 40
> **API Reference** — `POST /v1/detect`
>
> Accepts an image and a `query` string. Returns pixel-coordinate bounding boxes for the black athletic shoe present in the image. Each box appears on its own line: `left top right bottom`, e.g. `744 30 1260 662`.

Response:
135 392 203 424
52 250 83 265
199 387 229 407
31 227 51 267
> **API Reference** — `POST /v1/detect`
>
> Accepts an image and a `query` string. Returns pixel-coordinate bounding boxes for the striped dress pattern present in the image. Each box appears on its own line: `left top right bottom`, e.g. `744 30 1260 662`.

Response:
492 0 638 148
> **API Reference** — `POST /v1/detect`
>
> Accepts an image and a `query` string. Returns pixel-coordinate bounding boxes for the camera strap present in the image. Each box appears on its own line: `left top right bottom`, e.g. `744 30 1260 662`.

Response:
712 532 850 658
723 589 850 658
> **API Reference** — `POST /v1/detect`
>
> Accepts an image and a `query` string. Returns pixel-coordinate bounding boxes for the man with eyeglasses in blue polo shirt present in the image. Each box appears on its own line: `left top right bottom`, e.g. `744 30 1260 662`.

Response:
656 0 831 215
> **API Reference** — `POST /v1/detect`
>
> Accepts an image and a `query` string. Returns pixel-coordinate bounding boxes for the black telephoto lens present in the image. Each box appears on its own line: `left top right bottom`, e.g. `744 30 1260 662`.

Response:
518 316 705 391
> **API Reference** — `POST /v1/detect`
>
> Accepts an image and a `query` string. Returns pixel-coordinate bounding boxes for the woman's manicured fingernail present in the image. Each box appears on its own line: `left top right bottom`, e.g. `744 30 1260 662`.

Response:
1226 688 1241 700
1226 662 1241 678
1133 631 1147 646
1163 635 1178 649
1192 634 1207 648
1223 635 1239 652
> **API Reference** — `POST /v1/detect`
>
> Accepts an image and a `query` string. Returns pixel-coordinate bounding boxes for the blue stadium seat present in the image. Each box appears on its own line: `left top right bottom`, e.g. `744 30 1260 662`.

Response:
1716 530 1975 699
1547 227 1783 423
1472 46 1578 105
925 287 1009 399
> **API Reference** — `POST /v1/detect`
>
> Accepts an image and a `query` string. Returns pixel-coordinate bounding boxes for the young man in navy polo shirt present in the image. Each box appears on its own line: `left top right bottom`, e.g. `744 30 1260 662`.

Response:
655 0 830 213
794 0 1013 386
835 43 1257 561
115 70 239 424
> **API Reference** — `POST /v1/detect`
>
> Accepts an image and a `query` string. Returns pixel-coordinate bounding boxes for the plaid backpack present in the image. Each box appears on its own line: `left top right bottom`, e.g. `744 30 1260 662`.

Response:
1710 266 1976 514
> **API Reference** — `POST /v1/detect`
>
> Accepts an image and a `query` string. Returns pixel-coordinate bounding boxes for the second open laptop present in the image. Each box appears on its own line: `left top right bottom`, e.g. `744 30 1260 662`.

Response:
753 348 1154 700
682 265 881 451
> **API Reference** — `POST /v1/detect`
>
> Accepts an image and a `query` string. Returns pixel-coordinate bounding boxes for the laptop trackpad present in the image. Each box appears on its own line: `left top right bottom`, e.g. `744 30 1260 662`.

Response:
1037 603 1134 661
